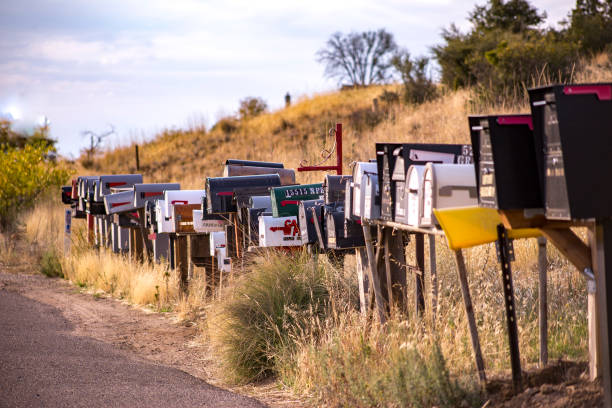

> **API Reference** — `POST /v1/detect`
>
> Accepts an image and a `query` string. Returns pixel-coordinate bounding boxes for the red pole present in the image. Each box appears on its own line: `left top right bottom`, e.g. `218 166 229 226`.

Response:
297 122 344 175
336 123 342 175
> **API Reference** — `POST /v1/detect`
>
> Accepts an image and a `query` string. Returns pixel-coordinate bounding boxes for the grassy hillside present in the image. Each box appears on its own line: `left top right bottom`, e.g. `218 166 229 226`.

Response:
91 52 612 188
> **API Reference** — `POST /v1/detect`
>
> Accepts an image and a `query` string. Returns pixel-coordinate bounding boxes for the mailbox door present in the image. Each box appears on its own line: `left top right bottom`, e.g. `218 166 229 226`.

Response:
298 200 322 244
206 174 281 214
259 216 302 247
352 162 378 218
104 191 136 214
324 175 351 204
271 184 324 217
394 181 408 224
406 165 425 226
209 231 226 256
477 121 498 208
362 173 380 221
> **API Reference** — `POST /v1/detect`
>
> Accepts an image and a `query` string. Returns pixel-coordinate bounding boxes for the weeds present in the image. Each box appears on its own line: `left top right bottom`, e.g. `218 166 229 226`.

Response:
40 248 63 278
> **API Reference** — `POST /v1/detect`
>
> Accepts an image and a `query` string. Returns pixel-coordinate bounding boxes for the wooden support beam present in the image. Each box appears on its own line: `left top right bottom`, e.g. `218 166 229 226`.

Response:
383 229 394 315
137 208 153 263
362 223 387 324
356 247 371 315
390 230 407 313
454 249 487 384
175 235 188 293
429 235 438 323
415 233 425 317
87 213 94 246
537 236 548 368
539 227 591 274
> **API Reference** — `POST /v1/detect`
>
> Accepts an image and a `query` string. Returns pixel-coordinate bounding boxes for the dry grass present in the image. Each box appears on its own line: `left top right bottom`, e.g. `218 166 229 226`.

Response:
16 53 612 406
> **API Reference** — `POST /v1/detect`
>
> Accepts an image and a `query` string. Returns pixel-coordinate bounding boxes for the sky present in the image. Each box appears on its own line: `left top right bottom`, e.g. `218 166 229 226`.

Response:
0 0 575 157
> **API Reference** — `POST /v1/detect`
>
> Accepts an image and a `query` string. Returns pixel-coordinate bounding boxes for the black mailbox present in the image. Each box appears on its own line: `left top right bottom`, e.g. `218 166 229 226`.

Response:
61 186 72 205
469 114 543 210
376 143 403 221
247 208 268 246
206 174 281 214
324 175 352 204
528 83 612 220
145 200 157 233
326 204 364 250
298 199 324 244
225 159 284 168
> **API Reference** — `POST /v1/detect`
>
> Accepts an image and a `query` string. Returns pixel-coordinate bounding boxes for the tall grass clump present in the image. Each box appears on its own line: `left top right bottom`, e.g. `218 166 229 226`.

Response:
294 314 484 407
208 250 356 384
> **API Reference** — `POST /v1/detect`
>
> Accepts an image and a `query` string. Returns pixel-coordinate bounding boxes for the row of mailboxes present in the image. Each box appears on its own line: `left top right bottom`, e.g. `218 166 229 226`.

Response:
376 143 473 222
465 83 612 222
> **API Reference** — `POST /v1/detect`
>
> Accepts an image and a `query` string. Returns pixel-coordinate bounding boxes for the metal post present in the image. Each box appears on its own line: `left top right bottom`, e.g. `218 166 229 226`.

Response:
497 224 522 392
335 123 342 175
537 236 548 368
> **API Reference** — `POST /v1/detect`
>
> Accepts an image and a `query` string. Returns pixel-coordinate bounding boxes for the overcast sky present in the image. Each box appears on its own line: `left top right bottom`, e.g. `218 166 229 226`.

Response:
0 0 574 157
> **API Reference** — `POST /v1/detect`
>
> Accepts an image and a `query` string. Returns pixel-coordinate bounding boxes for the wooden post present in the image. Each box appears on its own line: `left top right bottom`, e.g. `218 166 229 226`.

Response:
130 228 143 262
454 249 487 384
593 219 612 407
137 208 153 262
415 233 425 316
589 228 601 381
362 223 387 324
175 235 188 293
384 228 394 314
429 235 438 322
135 144 140 171
390 230 407 312
87 213 94 246
356 247 371 315
537 236 548 368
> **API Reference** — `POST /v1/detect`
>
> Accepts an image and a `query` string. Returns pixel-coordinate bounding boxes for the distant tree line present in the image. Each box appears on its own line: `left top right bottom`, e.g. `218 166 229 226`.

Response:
316 0 612 104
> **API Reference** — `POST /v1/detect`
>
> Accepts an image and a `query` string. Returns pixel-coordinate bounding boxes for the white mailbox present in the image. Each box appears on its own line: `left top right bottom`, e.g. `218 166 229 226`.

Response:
193 210 227 233
351 162 378 219
216 247 231 273
154 190 205 234
258 215 302 247
405 165 426 226
421 164 477 227
362 173 380 221
104 190 136 214
209 231 226 256
95 174 143 202
133 183 180 209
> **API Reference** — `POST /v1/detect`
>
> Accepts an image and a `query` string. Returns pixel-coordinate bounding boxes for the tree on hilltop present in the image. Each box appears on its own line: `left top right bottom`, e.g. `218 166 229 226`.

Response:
317 29 398 86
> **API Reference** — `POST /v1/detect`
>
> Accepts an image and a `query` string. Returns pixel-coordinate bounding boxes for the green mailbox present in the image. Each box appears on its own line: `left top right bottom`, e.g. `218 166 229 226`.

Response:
271 184 324 217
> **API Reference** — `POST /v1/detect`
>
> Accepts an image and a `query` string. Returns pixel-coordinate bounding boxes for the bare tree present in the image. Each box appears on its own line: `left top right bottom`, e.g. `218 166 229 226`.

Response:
316 29 398 86
81 125 115 167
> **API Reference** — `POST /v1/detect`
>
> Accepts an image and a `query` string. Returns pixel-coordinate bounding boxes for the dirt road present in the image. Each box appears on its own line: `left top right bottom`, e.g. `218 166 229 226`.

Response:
0 271 293 407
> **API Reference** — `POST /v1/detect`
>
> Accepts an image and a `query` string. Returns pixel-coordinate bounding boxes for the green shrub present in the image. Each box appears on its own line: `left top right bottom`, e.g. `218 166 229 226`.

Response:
209 250 344 383
40 248 63 278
